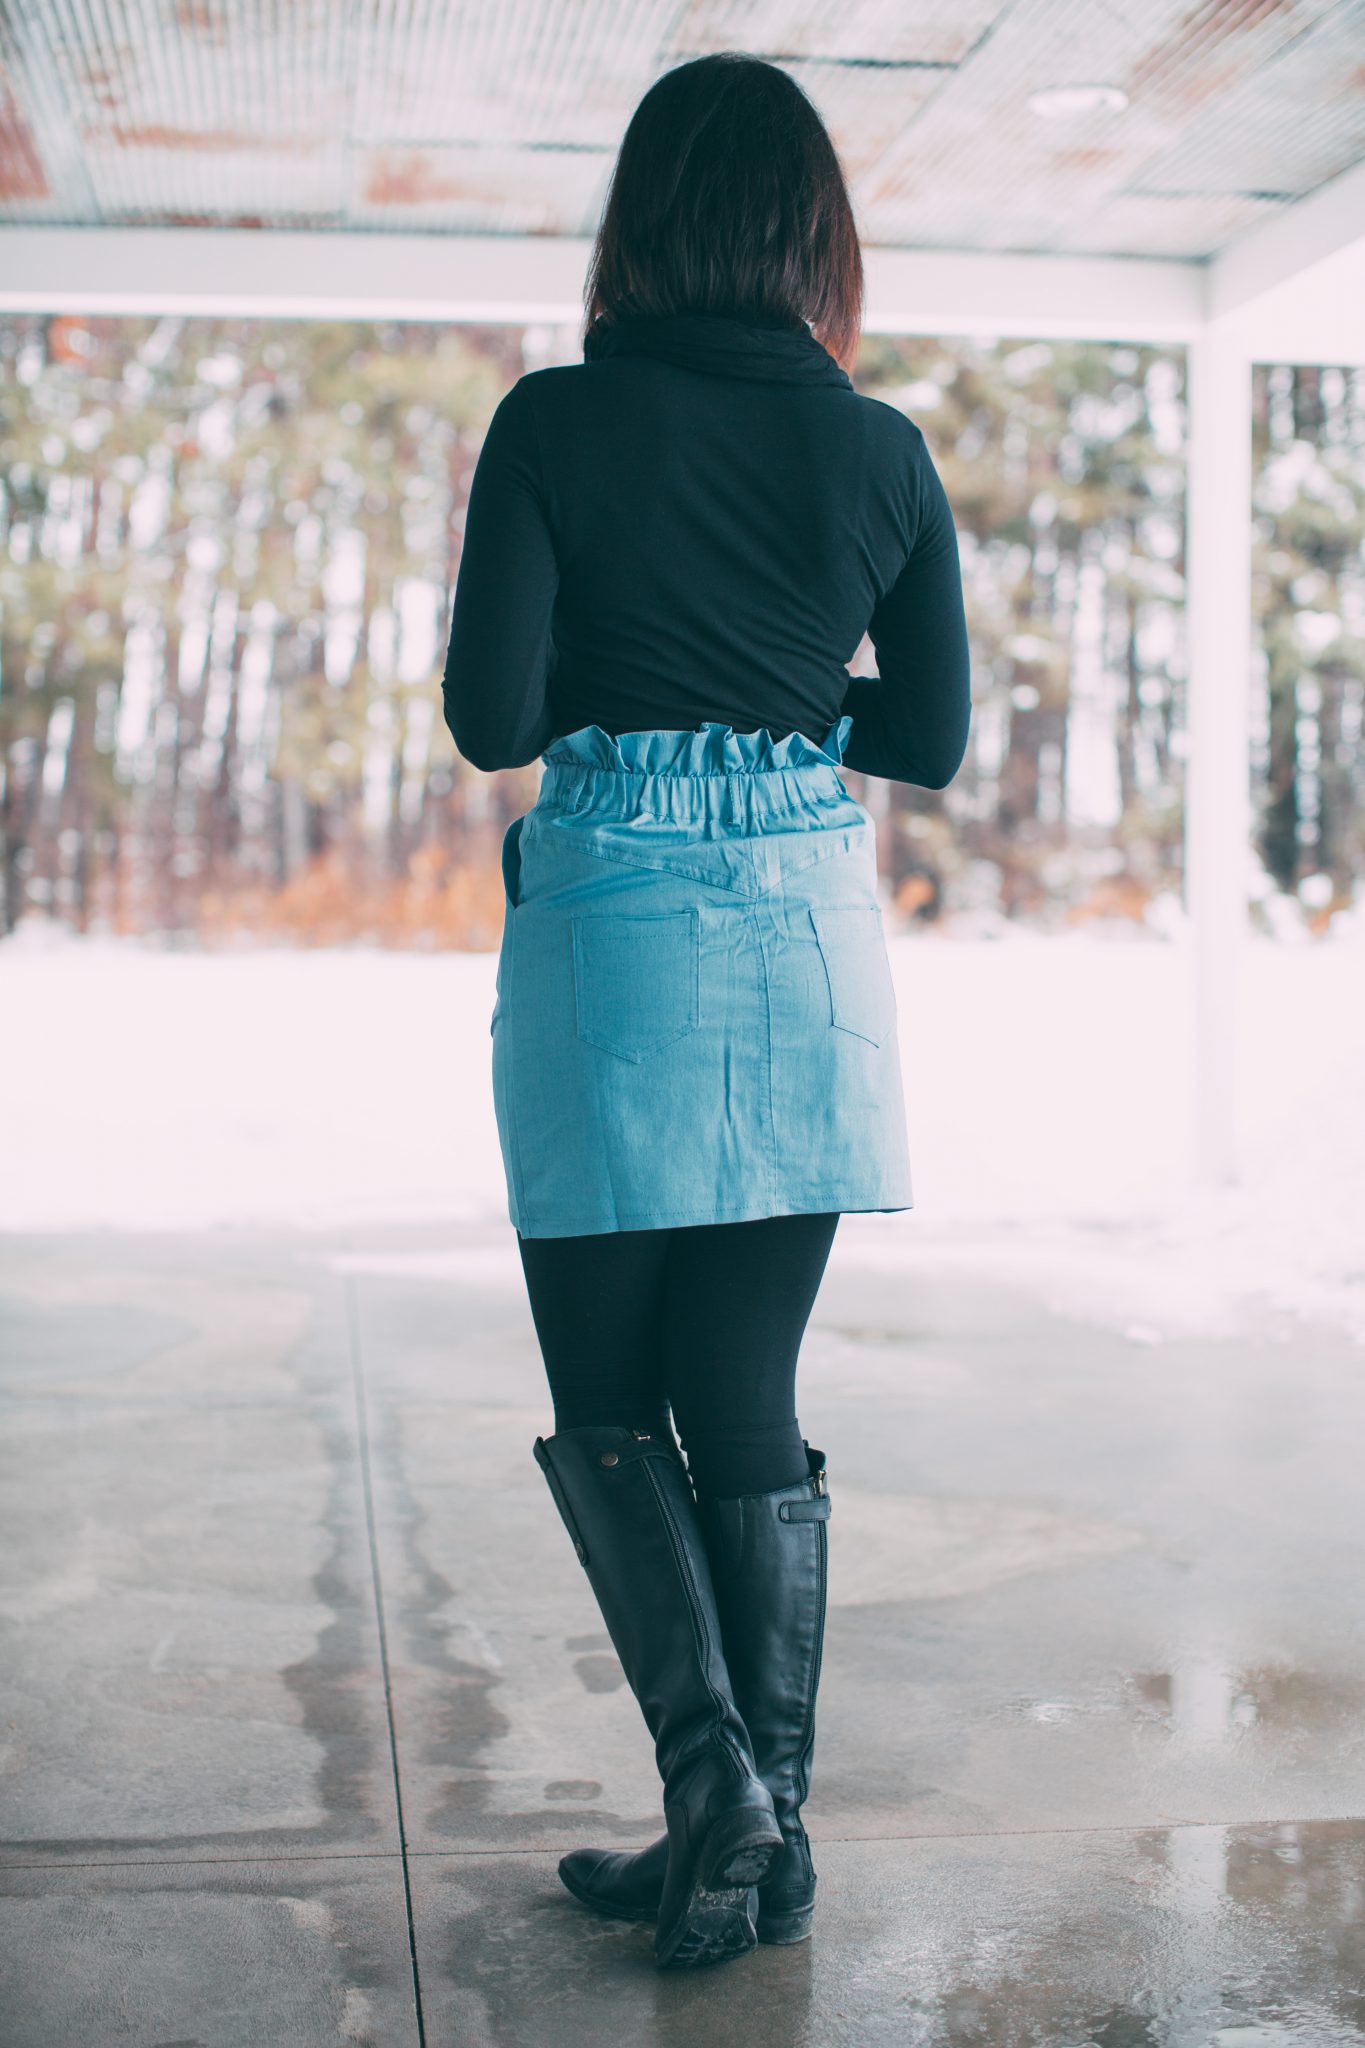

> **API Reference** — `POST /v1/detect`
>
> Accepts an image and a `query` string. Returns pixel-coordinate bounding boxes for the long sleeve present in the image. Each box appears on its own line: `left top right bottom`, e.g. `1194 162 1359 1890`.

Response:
442 377 560 772
839 426 972 788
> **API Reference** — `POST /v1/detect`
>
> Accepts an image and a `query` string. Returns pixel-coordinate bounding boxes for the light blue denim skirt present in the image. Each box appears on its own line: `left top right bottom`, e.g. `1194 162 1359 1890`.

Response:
490 716 914 1238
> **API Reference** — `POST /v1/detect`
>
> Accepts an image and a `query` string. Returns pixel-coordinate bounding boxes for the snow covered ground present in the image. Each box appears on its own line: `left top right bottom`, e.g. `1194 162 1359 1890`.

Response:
2 919 1362 1351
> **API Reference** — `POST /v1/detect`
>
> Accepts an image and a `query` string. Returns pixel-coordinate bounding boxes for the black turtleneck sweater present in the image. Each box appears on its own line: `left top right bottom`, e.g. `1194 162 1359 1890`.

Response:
442 311 971 788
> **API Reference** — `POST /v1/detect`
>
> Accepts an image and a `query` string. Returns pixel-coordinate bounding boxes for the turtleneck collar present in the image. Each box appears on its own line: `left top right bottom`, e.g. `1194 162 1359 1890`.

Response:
584 309 852 389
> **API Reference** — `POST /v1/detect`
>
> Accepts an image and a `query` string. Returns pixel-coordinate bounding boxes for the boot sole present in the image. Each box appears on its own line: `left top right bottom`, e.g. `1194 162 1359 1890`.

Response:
557 1868 816 1945
654 1809 782 1970
557 1848 816 1944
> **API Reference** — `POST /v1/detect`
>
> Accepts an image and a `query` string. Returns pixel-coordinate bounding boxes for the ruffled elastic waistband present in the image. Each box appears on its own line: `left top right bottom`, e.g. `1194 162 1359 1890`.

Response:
540 716 853 776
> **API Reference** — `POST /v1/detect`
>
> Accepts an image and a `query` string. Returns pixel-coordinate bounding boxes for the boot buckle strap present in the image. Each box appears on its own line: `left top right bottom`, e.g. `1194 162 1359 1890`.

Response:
779 1495 831 1523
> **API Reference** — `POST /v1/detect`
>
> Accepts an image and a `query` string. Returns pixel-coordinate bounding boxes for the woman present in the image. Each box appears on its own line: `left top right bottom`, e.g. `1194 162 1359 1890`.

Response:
442 52 970 1971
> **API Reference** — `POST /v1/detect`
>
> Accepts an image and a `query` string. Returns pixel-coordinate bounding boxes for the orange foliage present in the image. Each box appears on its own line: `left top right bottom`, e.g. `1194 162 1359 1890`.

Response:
197 845 507 950
892 874 937 919
1063 874 1154 928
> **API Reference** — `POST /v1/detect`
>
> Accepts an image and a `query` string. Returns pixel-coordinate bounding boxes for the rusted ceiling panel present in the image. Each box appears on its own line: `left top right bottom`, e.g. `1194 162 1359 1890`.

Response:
7 0 350 225
353 0 677 150
0 56 51 206
1054 190 1288 260
0 19 95 219
854 0 1354 253
0 0 1361 262
1134 0 1365 200
774 56 947 183
673 0 1001 69
83 136 345 226
349 140 609 235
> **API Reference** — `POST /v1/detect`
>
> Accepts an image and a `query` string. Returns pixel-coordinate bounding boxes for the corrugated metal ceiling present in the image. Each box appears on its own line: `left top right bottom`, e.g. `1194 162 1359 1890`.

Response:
1 0 1363 261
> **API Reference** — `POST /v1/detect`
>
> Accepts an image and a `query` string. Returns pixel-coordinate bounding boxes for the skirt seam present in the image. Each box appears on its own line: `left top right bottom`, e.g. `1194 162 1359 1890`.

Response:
515 1197 914 1237
752 904 779 1212
535 829 759 897
504 910 531 1227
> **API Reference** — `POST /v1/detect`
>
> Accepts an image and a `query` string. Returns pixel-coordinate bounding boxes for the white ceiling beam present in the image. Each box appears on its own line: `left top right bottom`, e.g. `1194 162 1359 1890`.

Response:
860 244 1201 344
1209 154 1365 318
1 224 1205 344
10 217 1358 358
1206 156 1365 365
0 226 594 324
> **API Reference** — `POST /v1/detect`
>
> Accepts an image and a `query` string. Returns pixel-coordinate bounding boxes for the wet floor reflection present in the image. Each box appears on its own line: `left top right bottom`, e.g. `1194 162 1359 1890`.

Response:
1131 1656 1365 1746
9 1232 1365 2044
418 1816 1365 2045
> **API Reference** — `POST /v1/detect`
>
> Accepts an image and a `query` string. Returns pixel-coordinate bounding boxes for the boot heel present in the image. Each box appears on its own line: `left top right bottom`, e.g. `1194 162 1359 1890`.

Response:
698 1803 783 1890
756 1900 815 1945
656 1803 780 1971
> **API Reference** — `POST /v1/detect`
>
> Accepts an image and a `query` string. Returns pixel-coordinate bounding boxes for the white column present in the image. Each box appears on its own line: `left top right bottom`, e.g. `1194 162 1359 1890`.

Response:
1184 322 1253 1187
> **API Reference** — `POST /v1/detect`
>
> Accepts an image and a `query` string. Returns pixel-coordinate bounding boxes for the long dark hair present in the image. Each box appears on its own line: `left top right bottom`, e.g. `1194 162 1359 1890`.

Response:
582 53 865 373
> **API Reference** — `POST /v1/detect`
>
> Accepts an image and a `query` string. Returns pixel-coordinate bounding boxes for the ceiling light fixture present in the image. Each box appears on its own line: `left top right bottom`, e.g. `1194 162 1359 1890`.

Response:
1027 83 1129 118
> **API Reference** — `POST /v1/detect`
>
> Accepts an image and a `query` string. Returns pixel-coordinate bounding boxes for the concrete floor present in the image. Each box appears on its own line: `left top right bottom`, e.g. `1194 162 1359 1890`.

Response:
2 1225 1363 2046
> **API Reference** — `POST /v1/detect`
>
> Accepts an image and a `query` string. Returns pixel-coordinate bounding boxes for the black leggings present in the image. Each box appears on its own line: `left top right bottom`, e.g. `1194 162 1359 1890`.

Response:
516 1212 840 1499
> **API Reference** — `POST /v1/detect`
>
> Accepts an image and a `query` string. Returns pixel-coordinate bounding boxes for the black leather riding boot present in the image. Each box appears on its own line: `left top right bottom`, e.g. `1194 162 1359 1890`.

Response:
557 1443 831 1945
534 1423 782 1969
697 1443 830 1941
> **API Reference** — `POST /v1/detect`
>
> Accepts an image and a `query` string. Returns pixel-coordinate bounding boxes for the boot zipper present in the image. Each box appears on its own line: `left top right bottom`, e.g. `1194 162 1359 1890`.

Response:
639 1456 745 1784
792 1512 828 1810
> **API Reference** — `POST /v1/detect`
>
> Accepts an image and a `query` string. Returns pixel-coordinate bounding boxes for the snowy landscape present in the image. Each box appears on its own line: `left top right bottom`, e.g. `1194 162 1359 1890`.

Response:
5 915 1362 1353
6 328 1360 1372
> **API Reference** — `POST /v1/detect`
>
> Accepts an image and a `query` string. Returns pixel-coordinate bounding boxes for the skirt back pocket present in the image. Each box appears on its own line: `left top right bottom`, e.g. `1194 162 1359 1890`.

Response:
809 904 897 1048
571 909 702 1063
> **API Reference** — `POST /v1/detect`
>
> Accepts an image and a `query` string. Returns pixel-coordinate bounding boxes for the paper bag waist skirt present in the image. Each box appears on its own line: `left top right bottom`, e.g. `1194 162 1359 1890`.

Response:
490 715 914 1239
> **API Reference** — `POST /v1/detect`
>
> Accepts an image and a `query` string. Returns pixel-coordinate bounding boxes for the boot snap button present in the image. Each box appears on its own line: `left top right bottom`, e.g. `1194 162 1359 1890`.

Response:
600 1450 619 1467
